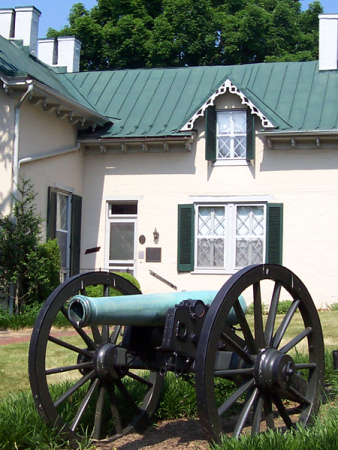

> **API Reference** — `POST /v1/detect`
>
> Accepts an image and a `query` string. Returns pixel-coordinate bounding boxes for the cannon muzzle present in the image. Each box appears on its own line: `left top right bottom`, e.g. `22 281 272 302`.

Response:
68 290 246 327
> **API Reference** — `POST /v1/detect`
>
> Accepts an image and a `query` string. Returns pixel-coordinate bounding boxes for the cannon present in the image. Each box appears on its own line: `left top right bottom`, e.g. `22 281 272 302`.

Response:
28 264 324 448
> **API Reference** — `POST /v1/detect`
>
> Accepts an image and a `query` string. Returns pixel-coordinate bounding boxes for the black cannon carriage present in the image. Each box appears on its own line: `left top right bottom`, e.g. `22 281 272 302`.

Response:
28 264 324 447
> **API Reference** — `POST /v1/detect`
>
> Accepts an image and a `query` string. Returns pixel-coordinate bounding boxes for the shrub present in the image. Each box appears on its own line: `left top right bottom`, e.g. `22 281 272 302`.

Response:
85 272 141 297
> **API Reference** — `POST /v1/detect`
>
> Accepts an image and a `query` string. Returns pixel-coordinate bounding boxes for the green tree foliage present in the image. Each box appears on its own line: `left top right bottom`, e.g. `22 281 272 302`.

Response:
0 179 60 314
47 0 323 70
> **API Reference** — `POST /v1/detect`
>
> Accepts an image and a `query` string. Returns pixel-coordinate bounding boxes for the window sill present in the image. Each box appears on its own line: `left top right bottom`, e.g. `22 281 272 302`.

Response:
191 269 237 275
213 159 249 167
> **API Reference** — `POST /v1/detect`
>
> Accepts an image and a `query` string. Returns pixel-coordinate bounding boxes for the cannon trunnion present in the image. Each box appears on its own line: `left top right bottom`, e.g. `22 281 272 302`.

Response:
28 265 324 448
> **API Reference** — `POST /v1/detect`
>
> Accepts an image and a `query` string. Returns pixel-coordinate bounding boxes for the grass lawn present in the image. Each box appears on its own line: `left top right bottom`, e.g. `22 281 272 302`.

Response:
0 310 338 449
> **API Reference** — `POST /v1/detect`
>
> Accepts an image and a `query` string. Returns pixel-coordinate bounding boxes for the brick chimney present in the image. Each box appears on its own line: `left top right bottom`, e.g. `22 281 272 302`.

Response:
0 6 41 56
319 14 338 71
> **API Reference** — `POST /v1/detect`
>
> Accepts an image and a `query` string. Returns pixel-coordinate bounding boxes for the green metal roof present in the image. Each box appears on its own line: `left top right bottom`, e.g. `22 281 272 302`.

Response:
0 36 100 114
61 61 338 139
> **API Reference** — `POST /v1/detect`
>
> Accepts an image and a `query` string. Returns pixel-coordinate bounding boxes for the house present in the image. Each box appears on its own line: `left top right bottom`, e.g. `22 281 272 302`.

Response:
0 6 338 308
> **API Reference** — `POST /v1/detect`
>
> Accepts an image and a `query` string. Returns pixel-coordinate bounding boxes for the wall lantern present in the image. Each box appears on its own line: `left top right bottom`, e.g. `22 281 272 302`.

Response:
153 228 159 242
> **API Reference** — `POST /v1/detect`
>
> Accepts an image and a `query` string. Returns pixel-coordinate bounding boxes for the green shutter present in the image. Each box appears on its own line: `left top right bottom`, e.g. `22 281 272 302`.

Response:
178 204 194 272
246 109 255 162
47 187 57 240
266 203 283 265
205 105 217 161
70 194 82 277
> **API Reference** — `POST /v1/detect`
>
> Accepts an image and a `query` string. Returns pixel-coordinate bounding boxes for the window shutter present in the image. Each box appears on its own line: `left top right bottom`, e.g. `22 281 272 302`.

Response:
47 187 57 240
205 105 217 161
246 109 255 162
266 203 283 264
177 204 194 272
70 194 82 277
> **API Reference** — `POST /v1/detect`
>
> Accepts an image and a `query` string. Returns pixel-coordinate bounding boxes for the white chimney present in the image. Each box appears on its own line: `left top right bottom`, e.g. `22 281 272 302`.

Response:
57 37 81 72
319 14 338 71
38 36 81 73
0 8 15 39
38 38 57 66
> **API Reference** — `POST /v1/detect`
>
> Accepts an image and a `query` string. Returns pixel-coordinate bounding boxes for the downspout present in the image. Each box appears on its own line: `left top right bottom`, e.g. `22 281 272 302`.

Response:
12 81 34 210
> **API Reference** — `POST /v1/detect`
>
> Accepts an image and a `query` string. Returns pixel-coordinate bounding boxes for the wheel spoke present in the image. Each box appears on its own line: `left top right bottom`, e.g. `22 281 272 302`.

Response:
126 371 154 388
287 385 311 406
264 281 281 346
54 370 96 408
91 325 103 345
93 384 106 440
234 298 257 354
71 378 100 432
272 300 300 349
220 332 255 365
48 335 93 358
218 378 255 416
102 325 109 342
273 394 293 429
115 379 141 415
253 282 265 349
280 327 312 354
215 367 254 377
251 394 264 435
110 325 122 343
46 361 93 375
106 384 123 435
295 362 317 370
61 305 97 350
263 396 275 429
233 388 259 438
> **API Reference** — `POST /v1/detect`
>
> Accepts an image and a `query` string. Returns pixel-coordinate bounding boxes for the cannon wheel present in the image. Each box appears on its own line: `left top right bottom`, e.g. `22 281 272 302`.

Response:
29 271 163 448
195 264 324 442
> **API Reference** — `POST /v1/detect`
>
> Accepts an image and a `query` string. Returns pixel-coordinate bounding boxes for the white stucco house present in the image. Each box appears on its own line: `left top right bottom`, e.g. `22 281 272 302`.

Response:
1 6 338 308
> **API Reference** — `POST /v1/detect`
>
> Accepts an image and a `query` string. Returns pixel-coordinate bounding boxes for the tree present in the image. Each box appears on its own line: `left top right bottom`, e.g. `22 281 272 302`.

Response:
47 0 323 70
0 178 60 314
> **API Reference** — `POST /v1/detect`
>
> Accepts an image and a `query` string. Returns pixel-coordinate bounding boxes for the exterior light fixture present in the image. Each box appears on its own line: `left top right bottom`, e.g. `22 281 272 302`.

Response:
153 228 159 241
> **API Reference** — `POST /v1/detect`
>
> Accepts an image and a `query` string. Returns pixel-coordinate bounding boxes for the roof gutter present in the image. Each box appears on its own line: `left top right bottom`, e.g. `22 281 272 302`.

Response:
18 144 80 166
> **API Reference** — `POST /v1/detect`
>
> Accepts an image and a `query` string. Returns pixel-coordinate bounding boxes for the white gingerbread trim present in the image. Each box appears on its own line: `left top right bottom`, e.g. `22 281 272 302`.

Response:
180 79 275 131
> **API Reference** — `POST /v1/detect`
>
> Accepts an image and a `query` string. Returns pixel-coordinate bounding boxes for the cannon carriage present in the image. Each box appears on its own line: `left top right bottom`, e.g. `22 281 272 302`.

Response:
28 264 324 448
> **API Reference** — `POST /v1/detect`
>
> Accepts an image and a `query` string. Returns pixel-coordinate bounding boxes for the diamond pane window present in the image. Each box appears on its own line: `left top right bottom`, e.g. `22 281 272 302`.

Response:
217 111 247 159
197 207 225 268
236 206 265 267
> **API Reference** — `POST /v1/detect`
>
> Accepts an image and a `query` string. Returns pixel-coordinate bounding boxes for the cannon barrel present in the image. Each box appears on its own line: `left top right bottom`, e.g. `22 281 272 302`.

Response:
68 290 246 327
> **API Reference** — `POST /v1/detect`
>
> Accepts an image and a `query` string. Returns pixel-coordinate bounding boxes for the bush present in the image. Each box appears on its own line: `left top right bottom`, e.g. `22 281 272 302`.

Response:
85 272 141 297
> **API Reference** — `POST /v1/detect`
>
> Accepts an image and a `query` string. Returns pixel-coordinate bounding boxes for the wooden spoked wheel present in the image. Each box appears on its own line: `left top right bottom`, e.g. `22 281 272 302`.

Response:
195 264 324 443
29 272 163 448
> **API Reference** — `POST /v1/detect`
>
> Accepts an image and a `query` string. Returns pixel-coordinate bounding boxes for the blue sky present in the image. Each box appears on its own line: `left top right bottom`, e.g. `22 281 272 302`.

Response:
3 0 338 38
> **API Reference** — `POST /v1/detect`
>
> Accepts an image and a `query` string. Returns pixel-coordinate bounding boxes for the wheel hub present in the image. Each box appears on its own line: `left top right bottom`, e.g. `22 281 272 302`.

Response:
254 348 295 392
93 342 121 381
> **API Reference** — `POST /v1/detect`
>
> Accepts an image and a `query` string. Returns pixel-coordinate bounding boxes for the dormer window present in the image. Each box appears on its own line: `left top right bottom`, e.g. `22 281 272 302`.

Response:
217 110 247 159
205 105 255 163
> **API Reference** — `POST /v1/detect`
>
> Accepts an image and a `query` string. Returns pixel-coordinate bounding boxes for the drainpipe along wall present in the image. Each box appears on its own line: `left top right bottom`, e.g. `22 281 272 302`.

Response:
9 81 33 314
12 81 34 212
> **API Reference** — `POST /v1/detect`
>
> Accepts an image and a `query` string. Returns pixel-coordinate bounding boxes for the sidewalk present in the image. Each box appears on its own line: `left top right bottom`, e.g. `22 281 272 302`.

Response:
0 328 78 346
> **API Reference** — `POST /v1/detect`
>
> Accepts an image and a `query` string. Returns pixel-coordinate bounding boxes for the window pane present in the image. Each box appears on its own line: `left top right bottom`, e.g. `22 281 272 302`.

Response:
236 206 265 267
109 222 134 260
217 111 247 159
57 194 68 231
197 207 225 268
56 230 68 267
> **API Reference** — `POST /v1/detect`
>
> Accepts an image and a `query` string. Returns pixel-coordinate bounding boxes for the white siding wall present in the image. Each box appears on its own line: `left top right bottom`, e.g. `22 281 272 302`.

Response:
0 89 15 215
81 92 338 308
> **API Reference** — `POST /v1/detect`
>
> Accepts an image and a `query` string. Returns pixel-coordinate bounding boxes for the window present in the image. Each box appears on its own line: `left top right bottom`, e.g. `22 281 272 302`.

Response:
205 106 255 162
106 202 138 275
178 203 283 273
217 111 247 159
47 187 82 279
195 204 265 272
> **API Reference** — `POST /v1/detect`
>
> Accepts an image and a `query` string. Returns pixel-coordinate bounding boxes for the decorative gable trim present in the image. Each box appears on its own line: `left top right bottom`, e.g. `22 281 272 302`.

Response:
180 79 275 131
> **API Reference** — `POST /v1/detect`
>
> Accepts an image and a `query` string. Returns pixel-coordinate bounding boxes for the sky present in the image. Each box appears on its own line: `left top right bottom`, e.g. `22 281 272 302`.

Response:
3 0 338 39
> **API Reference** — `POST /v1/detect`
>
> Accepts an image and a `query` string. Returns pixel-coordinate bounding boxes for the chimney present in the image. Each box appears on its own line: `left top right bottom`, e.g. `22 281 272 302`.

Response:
0 8 15 39
319 14 338 71
38 36 81 73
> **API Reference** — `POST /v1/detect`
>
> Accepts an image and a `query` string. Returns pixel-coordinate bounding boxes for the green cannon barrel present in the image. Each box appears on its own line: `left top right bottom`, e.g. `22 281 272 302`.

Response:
68 291 246 328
